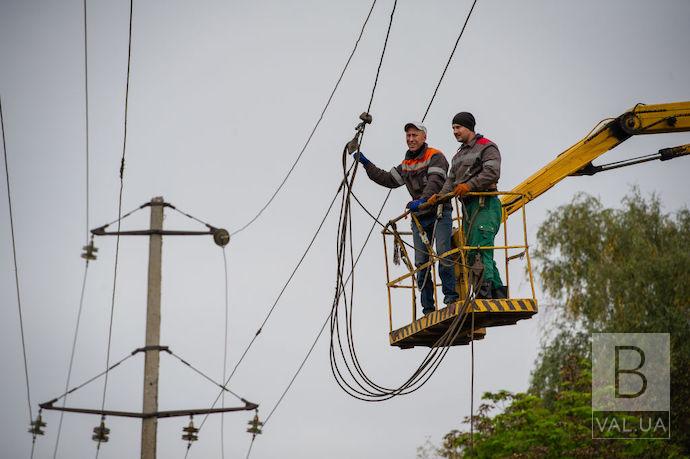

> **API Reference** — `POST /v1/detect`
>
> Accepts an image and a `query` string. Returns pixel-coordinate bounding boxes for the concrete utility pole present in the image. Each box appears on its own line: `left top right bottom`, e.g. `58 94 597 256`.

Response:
37 196 253 458
141 196 164 459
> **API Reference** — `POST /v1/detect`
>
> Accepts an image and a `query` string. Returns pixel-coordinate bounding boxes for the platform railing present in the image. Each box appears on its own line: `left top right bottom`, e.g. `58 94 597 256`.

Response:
381 191 536 333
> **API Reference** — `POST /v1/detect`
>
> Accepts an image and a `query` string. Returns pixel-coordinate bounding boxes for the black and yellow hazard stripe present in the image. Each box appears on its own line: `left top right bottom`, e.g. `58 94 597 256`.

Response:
389 298 537 346
472 298 537 313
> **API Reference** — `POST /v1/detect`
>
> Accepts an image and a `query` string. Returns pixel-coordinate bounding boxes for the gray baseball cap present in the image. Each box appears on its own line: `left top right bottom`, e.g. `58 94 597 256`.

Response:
404 122 427 134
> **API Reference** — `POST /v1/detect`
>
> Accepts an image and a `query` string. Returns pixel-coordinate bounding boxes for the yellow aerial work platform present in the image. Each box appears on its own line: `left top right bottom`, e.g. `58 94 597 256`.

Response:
380 101 690 349
382 192 538 349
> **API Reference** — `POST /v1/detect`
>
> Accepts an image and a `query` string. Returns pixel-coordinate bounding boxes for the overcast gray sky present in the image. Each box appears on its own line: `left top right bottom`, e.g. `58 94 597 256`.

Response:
1 0 689 457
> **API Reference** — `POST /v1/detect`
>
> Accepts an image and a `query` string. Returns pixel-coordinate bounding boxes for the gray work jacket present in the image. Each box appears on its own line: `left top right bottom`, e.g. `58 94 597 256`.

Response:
440 134 501 194
363 143 451 215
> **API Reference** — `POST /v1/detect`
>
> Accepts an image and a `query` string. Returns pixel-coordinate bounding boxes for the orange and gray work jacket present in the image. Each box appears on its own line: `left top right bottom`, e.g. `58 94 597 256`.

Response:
362 143 451 214
440 134 501 195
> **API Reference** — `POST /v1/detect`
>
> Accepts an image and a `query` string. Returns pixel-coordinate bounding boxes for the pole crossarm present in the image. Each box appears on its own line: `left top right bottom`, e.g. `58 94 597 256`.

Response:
89 198 230 247
38 401 259 419
37 343 253 421
92 229 215 237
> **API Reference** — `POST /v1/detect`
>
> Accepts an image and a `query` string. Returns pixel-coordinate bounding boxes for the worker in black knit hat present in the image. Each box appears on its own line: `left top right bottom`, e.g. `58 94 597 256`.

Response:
428 112 507 299
452 112 476 132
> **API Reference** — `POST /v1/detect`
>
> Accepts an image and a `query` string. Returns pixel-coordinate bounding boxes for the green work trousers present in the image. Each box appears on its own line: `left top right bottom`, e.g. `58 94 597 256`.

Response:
462 195 503 289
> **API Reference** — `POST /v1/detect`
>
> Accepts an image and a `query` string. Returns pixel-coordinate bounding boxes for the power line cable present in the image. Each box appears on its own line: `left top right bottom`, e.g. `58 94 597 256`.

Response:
308 0 481 405
329 0 482 398
97 0 135 453
248 0 483 449
1 93 35 432
248 0 399 436
243 192 468 436
470 306 476 452
350 191 450 259
245 435 256 459
326 0 453 401
263 191 391 427
191 4 392 447
244 191 391 459
331 0 476 399
225 177 346 381
190 169 354 440
185 0 397 446
420 0 478 123
328 152 483 400
365 0 396 113
330 261 480 401
326 0 398 393
245 1 400 450
52 262 90 458
53 1 92 454
348 0 482 247
220 247 230 458
250 200 479 445
83 0 91 243
184 169 355 459
218 0 479 449
229 0 378 237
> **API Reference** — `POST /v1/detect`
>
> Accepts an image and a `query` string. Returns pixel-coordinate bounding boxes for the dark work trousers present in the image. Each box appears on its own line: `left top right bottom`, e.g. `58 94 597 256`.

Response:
411 208 459 314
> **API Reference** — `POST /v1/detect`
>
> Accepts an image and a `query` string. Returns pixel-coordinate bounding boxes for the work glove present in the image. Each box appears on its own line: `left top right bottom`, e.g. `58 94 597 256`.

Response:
352 151 371 167
427 194 439 206
453 183 471 197
406 198 427 212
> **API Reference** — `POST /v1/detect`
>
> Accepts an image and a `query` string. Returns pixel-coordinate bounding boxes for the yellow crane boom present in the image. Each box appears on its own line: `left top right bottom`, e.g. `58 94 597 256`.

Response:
502 101 690 216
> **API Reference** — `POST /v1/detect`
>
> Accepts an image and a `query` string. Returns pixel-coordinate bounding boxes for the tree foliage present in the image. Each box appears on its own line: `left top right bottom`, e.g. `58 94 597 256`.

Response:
422 191 690 457
533 191 690 451
534 190 690 336
427 359 682 458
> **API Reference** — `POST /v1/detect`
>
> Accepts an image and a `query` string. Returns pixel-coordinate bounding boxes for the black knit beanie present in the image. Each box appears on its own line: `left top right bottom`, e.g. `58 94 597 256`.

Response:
452 112 476 131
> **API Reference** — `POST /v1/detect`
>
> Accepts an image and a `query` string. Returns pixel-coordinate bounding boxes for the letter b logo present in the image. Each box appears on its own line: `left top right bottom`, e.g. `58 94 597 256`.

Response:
614 345 647 398
593 334 669 416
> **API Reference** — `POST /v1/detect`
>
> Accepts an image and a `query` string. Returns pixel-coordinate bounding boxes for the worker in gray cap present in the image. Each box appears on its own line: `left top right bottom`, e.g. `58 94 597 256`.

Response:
429 112 507 299
353 122 459 314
